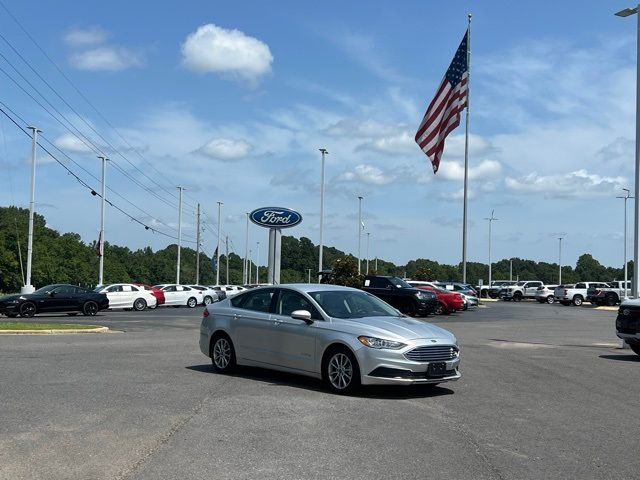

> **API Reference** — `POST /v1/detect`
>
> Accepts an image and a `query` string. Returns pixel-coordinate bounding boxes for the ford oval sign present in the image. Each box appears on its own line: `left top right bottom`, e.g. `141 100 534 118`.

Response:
250 207 302 229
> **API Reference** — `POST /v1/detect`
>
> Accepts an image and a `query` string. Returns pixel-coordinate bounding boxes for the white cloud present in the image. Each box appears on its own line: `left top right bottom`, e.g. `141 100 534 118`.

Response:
505 169 627 198
53 133 94 153
69 47 143 71
197 138 252 161
357 131 414 154
64 27 109 47
438 159 502 182
181 24 273 82
337 164 395 185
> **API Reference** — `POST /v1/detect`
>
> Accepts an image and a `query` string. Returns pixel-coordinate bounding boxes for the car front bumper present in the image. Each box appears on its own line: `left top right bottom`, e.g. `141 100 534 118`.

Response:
356 342 461 385
0 303 19 315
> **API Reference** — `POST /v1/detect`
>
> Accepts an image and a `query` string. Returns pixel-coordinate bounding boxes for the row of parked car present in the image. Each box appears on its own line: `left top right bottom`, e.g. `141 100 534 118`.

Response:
0 283 249 318
478 279 632 306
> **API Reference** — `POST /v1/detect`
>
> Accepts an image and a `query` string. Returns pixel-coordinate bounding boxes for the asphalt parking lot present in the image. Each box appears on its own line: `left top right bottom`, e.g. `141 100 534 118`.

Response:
1 301 638 480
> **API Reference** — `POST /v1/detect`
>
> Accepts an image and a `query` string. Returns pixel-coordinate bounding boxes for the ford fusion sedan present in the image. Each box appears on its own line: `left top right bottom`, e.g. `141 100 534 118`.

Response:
200 284 460 394
95 283 157 311
0 284 109 318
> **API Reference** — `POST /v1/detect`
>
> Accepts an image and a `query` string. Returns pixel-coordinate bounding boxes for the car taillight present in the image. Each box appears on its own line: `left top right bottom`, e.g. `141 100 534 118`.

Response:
203 309 209 317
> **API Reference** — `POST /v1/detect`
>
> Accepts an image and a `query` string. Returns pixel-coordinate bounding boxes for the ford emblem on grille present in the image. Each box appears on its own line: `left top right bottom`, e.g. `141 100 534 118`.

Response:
250 207 302 229
623 308 630 316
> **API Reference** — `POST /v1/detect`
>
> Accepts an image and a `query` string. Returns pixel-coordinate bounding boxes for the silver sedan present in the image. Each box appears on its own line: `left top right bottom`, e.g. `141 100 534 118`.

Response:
199 284 460 394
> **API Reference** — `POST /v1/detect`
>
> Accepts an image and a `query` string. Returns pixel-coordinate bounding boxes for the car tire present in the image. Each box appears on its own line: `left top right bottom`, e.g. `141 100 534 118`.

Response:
186 297 197 308
133 298 147 311
434 302 445 315
19 302 36 318
513 292 523 302
605 294 618 307
462 304 468 311
203 296 213 306
572 295 583 307
402 300 418 317
630 343 640 356
83 301 99 316
323 346 361 395
546 295 554 304
210 333 236 373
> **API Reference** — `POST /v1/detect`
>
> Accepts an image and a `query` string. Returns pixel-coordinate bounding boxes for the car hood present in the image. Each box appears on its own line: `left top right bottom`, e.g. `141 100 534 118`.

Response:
0 294 24 303
331 315 456 342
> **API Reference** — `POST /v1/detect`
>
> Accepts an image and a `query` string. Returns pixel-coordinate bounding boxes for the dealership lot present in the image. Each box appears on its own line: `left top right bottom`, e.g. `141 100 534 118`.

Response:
0 302 638 480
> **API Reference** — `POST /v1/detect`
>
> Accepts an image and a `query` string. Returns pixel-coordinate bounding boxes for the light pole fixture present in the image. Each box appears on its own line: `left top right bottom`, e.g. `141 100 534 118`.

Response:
318 148 328 283
357 195 363 274
618 188 634 298
558 237 563 285
484 210 498 287
616 5 640 297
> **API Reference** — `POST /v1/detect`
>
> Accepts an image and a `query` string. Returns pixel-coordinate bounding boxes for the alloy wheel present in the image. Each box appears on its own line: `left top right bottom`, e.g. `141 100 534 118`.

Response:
204 296 212 305
328 353 353 390
213 338 231 369
20 302 36 318
84 301 98 316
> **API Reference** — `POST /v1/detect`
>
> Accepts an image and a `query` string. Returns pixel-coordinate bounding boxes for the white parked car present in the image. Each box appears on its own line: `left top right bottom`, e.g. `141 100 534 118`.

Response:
95 283 157 311
153 284 201 308
188 285 220 305
211 285 247 297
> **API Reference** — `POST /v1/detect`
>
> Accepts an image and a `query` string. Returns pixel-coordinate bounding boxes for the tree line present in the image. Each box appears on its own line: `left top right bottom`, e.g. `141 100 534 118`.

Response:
0 206 631 293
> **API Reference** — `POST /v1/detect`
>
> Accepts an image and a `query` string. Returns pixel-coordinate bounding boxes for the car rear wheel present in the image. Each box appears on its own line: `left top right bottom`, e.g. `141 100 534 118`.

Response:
513 292 523 302
210 334 236 372
323 347 361 394
186 297 197 308
83 301 99 316
605 294 618 307
19 302 36 318
572 295 583 306
133 298 147 311
546 295 554 304
203 296 213 306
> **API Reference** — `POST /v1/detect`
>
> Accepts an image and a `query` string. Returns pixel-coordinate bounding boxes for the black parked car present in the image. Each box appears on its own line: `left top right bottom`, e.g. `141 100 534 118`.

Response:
0 284 109 318
361 275 438 317
616 299 640 356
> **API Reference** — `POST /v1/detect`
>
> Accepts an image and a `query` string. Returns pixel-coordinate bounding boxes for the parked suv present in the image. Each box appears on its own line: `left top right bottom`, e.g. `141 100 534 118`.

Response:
501 281 544 301
361 275 438 317
535 285 558 304
616 299 640 356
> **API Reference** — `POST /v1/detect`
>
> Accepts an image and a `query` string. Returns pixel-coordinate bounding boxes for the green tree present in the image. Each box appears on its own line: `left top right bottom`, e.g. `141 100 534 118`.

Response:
329 255 363 288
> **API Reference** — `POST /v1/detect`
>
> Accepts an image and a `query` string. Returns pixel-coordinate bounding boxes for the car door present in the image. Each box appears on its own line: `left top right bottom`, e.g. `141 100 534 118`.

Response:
230 288 278 365
269 289 319 372
106 285 124 308
162 285 179 305
49 285 77 312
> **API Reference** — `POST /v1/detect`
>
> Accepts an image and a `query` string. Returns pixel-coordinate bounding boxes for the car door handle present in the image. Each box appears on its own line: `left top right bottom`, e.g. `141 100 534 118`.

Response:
233 314 242 319
273 319 283 326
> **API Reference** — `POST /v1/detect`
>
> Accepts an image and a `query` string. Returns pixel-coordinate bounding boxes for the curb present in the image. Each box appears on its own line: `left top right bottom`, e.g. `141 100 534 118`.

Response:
0 326 109 335
593 306 618 312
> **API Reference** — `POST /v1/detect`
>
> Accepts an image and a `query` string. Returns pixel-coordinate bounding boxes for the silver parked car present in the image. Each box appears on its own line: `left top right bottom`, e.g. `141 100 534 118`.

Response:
199 284 461 394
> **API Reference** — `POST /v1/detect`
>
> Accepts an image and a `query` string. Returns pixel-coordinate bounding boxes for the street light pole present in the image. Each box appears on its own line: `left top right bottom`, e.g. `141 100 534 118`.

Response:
216 201 222 286
616 5 640 297
484 210 498 287
256 241 260 284
244 212 249 285
176 186 184 284
558 237 563 284
366 232 370 274
23 126 41 294
319 148 327 282
509 259 513 281
357 195 363 274
98 156 108 286
618 188 634 298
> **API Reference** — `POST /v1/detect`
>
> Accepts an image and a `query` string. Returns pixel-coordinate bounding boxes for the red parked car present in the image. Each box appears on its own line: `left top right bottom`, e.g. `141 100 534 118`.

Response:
133 283 165 307
413 285 464 315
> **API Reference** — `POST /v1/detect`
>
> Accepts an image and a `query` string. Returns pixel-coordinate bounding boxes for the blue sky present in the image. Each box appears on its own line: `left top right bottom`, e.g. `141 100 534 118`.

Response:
0 0 637 275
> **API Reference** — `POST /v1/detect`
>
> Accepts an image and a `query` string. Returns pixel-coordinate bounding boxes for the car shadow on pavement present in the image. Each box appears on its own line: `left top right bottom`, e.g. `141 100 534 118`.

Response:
599 354 640 363
186 364 454 398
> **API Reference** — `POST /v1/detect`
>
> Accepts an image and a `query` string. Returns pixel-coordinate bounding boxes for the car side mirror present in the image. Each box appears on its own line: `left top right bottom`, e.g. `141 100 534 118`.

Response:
291 309 313 324
48 291 55 297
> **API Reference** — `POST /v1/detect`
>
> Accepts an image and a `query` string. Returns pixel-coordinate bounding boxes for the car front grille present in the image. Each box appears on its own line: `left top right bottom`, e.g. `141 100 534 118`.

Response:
405 345 458 362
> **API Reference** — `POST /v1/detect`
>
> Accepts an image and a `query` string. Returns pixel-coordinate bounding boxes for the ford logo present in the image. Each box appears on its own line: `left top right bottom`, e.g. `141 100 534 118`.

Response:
250 207 302 229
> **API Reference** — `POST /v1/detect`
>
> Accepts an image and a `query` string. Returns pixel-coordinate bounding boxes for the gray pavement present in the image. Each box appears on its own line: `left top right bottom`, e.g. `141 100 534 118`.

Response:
0 301 638 480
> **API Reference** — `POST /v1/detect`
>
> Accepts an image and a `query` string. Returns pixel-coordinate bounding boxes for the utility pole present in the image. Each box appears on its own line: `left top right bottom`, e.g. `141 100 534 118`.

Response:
216 201 222 285
248 249 252 284
319 148 328 282
98 156 108 286
375 257 378 272
357 195 363 274
558 237 563 285
509 259 513 282
618 188 634 299
244 212 249 285
176 186 184 284
23 126 40 294
225 235 229 285
256 241 260 284
195 203 201 284
308 269 311 283
484 210 498 287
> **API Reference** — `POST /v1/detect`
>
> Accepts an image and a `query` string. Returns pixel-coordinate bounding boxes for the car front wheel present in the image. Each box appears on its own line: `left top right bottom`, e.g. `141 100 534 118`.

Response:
546 296 554 304
323 347 361 394
187 297 197 308
19 302 36 318
83 301 99 316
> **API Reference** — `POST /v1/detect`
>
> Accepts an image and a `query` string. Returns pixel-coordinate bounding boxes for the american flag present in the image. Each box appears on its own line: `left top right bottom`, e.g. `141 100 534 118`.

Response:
415 30 469 174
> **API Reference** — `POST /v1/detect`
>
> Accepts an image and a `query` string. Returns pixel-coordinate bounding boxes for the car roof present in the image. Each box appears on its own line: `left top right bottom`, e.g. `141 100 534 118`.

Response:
268 284 362 293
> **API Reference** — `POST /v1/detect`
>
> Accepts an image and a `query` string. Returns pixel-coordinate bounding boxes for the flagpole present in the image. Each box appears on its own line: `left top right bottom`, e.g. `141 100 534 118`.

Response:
462 13 472 284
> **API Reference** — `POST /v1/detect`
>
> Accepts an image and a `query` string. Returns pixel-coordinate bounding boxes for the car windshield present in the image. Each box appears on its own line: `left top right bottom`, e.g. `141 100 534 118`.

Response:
309 290 400 319
389 277 413 289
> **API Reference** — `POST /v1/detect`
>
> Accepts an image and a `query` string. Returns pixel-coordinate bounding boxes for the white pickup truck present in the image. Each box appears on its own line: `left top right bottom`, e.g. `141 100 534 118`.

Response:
554 282 611 306
501 281 544 301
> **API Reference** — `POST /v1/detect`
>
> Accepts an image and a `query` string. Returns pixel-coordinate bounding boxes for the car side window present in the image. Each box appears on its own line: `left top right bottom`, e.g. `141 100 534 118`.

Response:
576 283 585 289
233 289 275 312
369 278 388 288
183 286 191 291
122 285 133 292
53 285 76 294
164 286 177 292
107 285 122 293
275 290 321 320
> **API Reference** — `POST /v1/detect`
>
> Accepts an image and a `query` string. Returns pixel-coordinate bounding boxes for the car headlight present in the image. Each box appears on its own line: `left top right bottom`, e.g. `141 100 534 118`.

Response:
415 291 432 300
358 336 406 350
